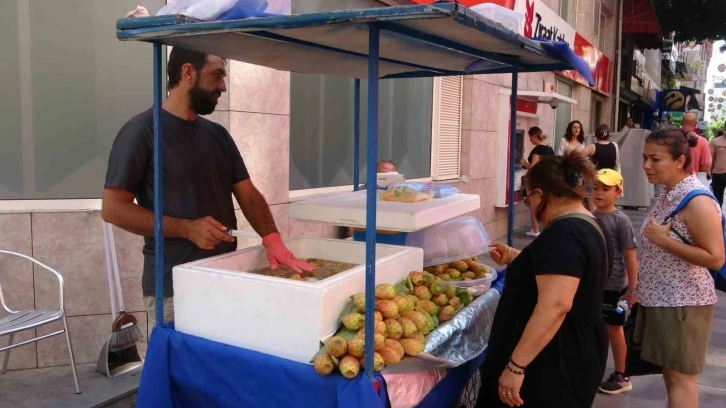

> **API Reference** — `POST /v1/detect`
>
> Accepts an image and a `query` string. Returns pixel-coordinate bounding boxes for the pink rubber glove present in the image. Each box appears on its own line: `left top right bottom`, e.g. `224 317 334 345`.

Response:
262 233 316 274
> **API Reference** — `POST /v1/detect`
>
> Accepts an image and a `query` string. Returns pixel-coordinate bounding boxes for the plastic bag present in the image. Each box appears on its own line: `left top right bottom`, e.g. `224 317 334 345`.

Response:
380 183 435 203
404 182 459 198
158 0 238 20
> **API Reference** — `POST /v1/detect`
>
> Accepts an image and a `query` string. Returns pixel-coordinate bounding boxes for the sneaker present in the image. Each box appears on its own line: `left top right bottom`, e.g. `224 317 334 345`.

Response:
599 372 632 395
525 230 540 238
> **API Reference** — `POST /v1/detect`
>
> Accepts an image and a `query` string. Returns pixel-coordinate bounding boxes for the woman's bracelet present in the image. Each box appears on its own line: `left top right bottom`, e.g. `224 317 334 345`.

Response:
505 364 525 375
508 357 527 371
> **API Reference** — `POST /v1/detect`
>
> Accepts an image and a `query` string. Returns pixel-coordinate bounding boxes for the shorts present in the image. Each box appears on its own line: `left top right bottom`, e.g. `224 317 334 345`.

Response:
144 296 175 328
634 304 715 375
602 288 627 326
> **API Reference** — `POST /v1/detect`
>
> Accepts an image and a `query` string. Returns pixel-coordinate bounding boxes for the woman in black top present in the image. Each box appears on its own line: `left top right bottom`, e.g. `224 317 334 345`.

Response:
521 127 554 237
584 124 620 171
476 152 609 408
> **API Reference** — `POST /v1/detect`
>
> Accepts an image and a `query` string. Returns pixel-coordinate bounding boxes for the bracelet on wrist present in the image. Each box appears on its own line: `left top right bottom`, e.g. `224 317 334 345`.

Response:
508 357 527 371
505 364 525 375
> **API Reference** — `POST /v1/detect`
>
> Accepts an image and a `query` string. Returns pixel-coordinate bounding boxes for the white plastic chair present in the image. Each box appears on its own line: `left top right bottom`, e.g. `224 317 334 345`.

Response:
0 250 80 394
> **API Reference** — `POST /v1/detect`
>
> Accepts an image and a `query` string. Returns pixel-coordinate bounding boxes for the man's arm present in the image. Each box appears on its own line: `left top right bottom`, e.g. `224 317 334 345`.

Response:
102 188 233 250
232 180 278 237
700 138 713 174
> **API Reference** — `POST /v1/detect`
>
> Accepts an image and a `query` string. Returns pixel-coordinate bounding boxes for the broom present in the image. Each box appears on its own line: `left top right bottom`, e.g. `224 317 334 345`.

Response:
103 222 143 352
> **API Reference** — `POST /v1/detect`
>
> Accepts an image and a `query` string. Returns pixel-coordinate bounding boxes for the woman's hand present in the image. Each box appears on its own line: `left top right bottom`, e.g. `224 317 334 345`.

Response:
520 158 528 168
498 367 525 407
489 242 517 265
620 289 638 309
643 218 672 247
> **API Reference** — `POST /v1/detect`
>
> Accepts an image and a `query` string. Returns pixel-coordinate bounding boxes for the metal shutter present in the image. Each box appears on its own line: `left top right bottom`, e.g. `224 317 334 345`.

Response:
431 76 463 181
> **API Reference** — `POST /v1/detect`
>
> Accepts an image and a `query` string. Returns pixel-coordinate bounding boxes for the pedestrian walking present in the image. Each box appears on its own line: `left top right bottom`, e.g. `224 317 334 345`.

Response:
584 124 621 172
640 126 723 408
709 130 726 206
681 112 712 177
557 120 585 156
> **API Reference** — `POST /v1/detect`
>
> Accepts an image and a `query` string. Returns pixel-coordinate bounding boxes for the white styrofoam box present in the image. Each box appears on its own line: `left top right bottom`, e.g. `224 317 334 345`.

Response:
289 191 480 232
173 237 423 363
469 3 524 35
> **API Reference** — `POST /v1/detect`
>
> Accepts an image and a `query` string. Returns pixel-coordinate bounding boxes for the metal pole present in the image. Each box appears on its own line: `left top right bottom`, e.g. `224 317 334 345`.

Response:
354 79 361 191
507 72 518 247
363 24 379 380
613 0 623 130
152 43 165 327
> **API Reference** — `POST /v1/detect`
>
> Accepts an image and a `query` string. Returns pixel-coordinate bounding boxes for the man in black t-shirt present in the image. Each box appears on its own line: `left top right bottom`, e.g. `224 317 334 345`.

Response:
102 48 313 326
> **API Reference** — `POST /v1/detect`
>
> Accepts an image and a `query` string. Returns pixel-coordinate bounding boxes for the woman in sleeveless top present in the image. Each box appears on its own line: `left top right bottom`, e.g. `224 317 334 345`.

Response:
521 127 555 237
640 126 723 407
584 124 620 171
476 152 608 408
557 120 585 156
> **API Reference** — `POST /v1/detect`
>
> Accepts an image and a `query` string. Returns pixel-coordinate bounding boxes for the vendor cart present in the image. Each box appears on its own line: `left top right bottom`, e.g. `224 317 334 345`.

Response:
116 3 594 407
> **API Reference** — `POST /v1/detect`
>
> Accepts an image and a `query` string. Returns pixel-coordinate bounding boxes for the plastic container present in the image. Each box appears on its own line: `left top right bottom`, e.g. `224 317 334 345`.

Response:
469 3 524 35
173 237 423 363
449 265 497 297
405 216 492 267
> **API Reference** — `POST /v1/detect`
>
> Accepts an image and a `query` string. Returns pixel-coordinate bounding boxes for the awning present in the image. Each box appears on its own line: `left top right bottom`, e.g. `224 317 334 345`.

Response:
622 0 663 49
116 3 595 84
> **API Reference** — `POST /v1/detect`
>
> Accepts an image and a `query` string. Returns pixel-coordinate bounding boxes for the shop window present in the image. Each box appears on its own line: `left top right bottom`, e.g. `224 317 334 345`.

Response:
559 0 576 26
0 0 166 199
593 1 601 37
591 97 603 133
289 75 434 191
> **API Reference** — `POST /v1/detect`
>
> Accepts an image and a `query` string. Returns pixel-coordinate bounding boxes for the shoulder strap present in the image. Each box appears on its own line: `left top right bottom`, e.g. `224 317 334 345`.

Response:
552 213 611 277
667 189 717 221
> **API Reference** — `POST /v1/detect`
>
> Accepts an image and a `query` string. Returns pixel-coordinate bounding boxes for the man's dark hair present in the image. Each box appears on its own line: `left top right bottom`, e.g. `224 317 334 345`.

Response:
718 130 725 137
167 48 210 90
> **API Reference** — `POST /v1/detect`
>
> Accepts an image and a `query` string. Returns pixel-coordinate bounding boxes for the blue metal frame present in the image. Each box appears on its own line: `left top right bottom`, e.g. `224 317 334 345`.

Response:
507 72 518 247
152 43 165 326
362 25 380 380
353 79 361 191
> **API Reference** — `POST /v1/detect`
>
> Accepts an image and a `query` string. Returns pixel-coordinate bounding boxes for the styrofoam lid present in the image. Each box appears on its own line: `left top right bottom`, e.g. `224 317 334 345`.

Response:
404 216 492 267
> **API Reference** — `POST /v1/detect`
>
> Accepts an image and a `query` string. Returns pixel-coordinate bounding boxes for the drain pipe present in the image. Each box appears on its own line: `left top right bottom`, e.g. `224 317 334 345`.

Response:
613 0 624 129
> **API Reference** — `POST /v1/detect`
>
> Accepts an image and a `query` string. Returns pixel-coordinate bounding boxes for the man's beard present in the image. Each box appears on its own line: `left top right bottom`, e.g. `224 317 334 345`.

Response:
188 81 220 115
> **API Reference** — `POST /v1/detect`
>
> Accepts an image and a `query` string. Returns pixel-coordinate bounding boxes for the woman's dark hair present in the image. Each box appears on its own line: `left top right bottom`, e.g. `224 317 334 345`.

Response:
645 125 698 170
525 152 596 220
564 120 585 144
167 48 211 90
594 124 610 141
528 126 547 141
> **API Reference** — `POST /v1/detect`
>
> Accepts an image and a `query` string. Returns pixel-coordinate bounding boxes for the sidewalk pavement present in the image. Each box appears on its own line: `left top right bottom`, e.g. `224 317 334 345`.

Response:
502 206 726 408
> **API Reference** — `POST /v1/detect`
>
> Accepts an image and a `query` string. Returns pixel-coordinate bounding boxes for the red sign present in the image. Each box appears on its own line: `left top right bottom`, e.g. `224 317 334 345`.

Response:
516 98 538 115
558 33 613 95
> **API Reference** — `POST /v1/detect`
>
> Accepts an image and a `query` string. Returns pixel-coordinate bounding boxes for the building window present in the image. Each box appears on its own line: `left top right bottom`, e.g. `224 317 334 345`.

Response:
591 97 603 134
559 0 576 26
289 75 434 190
593 1 601 37
554 79 574 153
0 1 166 199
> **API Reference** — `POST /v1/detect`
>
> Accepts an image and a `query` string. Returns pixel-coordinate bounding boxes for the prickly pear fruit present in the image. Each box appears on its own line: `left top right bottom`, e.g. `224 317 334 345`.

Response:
327 336 348 358
358 352 385 372
402 311 428 332
433 265 446 275
449 296 462 310
347 337 365 358
392 295 414 314
449 261 469 272
384 318 403 339
339 355 360 379
385 339 405 360
410 332 425 342
438 305 456 322
422 271 436 286
353 293 366 312
375 311 383 321
376 300 399 319
429 279 446 296
343 313 365 331
432 293 449 307
290 274 303 280
399 339 424 357
439 273 451 281
406 294 419 306
418 300 440 316
449 270 461 279
409 271 424 286
462 271 477 280
375 284 396 300
378 346 401 366
397 317 417 338
413 285 432 301
445 285 457 298
314 352 335 375
374 333 386 351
